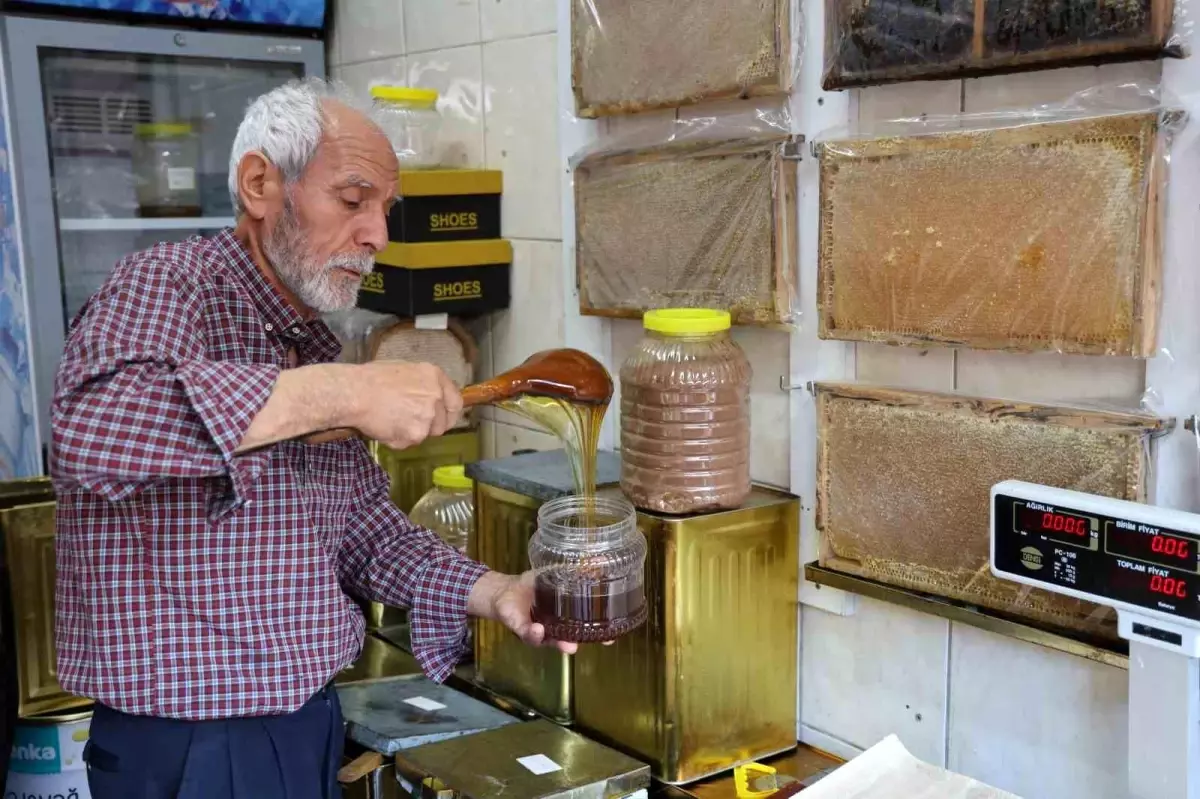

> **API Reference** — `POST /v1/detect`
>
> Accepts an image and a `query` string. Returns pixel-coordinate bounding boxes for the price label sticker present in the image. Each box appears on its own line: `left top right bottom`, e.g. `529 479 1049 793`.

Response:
403 696 447 712
415 313 450 330
517 754 562 776
166 167 196 192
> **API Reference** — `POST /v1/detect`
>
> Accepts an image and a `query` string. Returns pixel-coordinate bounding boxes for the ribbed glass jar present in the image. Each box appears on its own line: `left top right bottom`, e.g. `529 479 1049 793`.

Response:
620 309 752 514
409 465 474 553
528 495 647 644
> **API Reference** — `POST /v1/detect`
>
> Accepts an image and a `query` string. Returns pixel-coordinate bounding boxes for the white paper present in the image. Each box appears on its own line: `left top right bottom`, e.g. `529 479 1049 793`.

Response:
516 754 562 776
415 313 450 330
801 735 1022 799
403 696 447 712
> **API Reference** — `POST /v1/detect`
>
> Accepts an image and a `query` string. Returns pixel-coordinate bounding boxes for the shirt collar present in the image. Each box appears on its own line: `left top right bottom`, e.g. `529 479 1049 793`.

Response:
212 228 342 363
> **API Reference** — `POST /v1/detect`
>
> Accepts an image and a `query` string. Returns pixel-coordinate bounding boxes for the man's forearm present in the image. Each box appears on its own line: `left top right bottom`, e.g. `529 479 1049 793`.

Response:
236 363 361 453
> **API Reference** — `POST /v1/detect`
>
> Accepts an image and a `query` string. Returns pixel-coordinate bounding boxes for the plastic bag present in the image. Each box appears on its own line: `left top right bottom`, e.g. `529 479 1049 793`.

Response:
822 0 1189 90
812 84 1186 358
572 0 802 117
571 106 800 328
813 380 1169 640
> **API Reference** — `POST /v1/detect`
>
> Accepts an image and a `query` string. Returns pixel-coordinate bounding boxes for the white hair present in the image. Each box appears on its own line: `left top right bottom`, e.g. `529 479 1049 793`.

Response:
227 77 379 214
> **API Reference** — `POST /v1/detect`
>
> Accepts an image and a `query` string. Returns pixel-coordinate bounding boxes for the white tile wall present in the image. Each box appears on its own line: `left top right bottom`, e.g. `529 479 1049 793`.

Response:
948 625 1128 799
801 599 949 766
334 0 405 65
480 0 556 41
483 34 562 240
334 57 407 98
405 0 481 53
492 238 565 372
407 46 487 167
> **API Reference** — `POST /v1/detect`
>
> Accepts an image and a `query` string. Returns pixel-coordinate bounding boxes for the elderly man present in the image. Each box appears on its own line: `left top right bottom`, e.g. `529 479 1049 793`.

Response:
50 78 569 799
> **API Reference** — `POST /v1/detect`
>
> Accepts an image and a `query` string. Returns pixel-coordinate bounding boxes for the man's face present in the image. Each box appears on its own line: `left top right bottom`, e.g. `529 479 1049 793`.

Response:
262 102 399 314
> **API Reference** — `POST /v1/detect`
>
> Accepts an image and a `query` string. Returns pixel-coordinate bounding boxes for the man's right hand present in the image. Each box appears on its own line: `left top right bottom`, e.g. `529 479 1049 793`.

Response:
349 361 464 450
237 361 464 454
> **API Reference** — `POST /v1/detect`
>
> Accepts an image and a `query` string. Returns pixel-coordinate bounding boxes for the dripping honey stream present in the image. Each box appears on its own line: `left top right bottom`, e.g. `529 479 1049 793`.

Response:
461 348 612 499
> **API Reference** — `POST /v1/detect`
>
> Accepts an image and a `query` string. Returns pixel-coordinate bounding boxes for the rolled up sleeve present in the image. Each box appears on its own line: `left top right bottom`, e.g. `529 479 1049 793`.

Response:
337 446 488 682
51 258 280 506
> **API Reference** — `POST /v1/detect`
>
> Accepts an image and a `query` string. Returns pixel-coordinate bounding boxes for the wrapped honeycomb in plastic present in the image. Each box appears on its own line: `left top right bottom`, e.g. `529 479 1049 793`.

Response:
823 0 1181 90
816 95 1186 356
575 132 799 327
572 0 800 117
815 381 1170 638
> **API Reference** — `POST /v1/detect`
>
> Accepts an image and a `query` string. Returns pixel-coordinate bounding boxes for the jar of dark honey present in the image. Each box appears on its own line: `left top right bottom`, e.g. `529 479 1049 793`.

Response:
620 308 752 514
528 495 647 644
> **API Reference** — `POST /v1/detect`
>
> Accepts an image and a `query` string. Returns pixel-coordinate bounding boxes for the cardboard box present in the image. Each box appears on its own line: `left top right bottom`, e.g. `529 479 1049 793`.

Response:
358 240 511 318
388 170 502 243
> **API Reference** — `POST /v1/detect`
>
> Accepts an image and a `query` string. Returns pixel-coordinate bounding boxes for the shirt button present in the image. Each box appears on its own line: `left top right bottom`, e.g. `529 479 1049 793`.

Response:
265 323 274 332
291 327 301 335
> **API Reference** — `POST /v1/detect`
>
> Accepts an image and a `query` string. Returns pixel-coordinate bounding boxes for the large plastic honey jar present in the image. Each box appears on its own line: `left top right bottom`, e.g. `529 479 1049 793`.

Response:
619 309 752 514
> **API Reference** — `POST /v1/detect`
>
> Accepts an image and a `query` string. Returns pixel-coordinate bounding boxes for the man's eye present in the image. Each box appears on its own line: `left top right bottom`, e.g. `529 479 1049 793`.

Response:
342 198 362 210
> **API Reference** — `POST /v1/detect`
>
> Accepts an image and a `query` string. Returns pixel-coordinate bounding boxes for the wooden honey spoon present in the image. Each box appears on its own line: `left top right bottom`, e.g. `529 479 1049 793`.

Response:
461 348 613 408
299 348 611 445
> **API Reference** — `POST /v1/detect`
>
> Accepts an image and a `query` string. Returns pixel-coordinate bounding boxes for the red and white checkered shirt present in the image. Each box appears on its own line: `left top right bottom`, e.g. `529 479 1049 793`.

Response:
51 229 488 720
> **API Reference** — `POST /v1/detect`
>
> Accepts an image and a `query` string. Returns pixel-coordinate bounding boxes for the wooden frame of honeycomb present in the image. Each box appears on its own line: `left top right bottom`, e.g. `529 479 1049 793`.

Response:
575 135 798 327
823 0 1175 90
572 0 795 118
815 382 1170 637
817 111 1168 356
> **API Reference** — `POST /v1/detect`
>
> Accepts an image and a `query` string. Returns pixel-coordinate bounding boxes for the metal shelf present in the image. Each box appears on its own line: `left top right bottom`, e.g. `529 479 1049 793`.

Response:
804 562 1130 670
58 216 235 232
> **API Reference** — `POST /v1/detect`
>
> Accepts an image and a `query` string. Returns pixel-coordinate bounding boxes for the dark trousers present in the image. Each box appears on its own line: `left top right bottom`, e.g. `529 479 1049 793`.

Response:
84 685 344 799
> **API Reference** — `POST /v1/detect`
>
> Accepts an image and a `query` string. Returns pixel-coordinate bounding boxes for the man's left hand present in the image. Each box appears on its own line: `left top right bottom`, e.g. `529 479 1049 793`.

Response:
468 571 578 655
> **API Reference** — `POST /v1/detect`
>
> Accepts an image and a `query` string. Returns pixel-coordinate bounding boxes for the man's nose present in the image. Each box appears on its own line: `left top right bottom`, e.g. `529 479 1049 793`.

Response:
359 210 390 254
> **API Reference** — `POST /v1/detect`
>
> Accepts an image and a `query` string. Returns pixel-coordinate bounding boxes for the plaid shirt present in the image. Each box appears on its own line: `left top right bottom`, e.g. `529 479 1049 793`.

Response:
51 229 488 720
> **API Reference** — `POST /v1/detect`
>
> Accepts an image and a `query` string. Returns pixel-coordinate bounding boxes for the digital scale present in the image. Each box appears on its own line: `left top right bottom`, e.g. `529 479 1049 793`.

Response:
991 481 1200 799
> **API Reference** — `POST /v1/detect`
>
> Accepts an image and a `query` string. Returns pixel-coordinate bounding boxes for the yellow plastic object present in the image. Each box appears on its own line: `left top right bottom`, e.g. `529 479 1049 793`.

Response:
135 122 193 137
370 86 439 107
735 762 780 797
432 464 472 490
643 308 732 336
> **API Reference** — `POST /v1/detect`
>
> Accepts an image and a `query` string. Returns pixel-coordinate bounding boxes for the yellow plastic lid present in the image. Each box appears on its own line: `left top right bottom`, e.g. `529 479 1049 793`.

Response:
643 308 732 336
135 122 194 137
432 464 473 491
370 86 439 107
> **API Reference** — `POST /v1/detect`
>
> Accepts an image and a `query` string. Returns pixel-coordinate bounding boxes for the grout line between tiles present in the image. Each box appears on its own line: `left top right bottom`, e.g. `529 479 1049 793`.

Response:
406 30 555 59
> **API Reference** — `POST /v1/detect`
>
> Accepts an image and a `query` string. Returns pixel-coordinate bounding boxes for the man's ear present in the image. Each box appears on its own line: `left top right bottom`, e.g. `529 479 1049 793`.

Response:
236 152 284 220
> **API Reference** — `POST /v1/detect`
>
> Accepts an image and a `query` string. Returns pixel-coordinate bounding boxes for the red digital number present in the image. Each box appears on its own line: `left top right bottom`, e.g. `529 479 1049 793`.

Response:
1151 535 1190 560
1149 573 1189 599
1042 512 1086 536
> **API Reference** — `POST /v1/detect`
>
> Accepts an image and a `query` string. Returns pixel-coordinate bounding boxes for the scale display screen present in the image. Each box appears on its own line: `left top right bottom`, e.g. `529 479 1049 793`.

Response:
992 485 1200 623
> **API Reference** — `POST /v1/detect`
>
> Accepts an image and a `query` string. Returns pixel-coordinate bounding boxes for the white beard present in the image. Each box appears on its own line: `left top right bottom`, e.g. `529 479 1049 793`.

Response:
263 201 375 313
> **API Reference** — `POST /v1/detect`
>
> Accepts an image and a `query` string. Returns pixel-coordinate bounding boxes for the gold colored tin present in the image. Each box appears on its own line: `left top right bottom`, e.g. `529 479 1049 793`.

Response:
0 484 91 717
469 483 572 723
394 719 650 799
370 429 481 514
574 486 800 785
367 429 481 630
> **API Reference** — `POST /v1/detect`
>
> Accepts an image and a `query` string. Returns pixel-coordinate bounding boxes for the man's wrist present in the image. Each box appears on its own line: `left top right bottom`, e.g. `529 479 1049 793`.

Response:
466 570 511 621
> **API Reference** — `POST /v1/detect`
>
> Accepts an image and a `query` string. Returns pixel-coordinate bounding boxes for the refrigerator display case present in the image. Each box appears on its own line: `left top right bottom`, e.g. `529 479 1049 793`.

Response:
0 14 324 468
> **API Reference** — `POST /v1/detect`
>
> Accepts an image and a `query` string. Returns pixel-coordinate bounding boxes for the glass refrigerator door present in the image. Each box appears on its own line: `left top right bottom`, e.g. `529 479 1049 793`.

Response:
3 16 323 459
